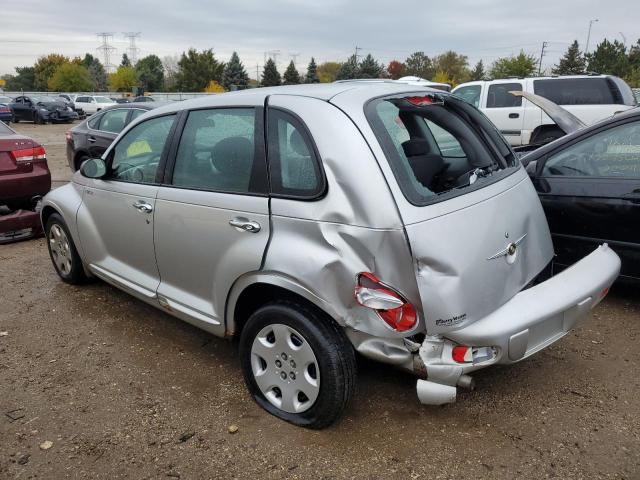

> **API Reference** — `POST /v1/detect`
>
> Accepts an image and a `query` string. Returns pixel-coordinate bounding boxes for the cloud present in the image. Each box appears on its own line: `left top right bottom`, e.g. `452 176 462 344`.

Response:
0 0 635 78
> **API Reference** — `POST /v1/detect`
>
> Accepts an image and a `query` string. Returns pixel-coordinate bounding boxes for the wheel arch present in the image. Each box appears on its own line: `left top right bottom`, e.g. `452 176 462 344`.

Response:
226 273 343 339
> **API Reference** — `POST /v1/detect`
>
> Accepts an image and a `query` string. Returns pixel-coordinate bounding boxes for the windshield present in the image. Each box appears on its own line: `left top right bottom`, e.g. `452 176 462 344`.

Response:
31 95 59 103
96 96 113 103
366 93 517 206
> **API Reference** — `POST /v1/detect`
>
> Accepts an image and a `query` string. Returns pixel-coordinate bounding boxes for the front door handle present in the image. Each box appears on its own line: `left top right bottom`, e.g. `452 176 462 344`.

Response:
229 217 261 233
132 200 153 213
88 136 96 143
509 113 520 119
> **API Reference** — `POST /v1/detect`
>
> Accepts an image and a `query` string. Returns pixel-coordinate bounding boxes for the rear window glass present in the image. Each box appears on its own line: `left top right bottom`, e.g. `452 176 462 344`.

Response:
366 93 517 206
0 122 12 134
533 78 623 105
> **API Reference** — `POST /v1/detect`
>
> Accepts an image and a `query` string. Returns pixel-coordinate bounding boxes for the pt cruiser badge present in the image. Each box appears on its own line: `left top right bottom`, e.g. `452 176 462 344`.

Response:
487 233 527 264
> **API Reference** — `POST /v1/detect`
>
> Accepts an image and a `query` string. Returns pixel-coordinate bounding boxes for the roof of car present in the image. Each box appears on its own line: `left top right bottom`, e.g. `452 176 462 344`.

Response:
149 82 443 117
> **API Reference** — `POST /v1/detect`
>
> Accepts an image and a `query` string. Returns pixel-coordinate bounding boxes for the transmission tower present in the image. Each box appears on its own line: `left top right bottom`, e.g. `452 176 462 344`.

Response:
123 32 141 64
289 52 300 66
267 50 281 67
96 32 116 73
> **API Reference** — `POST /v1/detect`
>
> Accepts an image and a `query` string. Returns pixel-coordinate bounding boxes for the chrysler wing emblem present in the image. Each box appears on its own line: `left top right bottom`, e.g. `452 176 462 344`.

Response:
487 233 527 264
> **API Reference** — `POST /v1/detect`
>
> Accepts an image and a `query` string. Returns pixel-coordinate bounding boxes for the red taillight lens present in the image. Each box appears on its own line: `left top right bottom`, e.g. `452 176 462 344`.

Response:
404 95 443 107
0 105 10 113
452 346 472 363
10 146 46 163
354 272 417 332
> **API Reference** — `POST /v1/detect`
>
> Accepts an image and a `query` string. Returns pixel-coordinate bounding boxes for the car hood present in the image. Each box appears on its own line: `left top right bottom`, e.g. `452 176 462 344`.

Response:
510 91 586 134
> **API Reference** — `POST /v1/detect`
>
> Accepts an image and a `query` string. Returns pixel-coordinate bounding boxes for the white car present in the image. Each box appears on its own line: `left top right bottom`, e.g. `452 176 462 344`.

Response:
73 95 116 115
452 75 637 146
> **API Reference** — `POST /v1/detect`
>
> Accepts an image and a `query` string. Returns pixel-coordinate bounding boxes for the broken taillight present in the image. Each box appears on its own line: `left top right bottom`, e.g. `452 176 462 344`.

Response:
354 272 417 332
10 146 46 163
452 346 497 364
404 95 443 107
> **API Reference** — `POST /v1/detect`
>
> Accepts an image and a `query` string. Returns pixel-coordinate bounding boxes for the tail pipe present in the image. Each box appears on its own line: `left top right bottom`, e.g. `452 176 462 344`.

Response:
416 374 475 405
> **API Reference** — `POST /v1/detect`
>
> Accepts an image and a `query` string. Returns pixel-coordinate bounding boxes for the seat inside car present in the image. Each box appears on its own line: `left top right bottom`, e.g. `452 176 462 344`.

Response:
209 136 254 191
401 138 445 191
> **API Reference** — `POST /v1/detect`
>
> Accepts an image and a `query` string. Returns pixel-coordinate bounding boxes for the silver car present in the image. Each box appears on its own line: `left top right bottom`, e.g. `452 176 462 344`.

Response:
41 83 620 428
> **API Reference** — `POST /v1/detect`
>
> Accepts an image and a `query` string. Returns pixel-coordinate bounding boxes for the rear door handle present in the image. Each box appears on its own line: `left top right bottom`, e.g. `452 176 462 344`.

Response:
229 217 261 233
88 136 96 143
509 113 520 119
132 200 153 213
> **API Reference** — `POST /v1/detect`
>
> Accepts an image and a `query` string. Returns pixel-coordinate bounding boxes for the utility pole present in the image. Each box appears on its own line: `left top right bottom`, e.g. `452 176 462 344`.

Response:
123 32 141 64
96 32 116 73
585 18 599 54
256 64 260 83
619 32 627 47
538 41 548 76
354 45 362 61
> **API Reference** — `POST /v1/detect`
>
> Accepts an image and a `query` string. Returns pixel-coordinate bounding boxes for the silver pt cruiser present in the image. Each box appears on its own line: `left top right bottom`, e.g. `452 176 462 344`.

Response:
42 82 620 428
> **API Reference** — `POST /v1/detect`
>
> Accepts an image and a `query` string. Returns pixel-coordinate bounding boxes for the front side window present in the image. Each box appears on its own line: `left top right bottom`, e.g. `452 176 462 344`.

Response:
543 120 640 178
486 83 522 108
267 109 323 198
366 93 516 206
109 114 175 183
98 109 129 133
171 108 262 193
454 85 481 108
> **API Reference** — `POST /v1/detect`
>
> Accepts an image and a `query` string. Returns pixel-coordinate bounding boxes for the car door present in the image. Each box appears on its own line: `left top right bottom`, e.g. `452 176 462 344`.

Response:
535 118 640 279
153 106 269 334
76 113 177 300
88 108 130 157
482 81 525 145
12 96 29 121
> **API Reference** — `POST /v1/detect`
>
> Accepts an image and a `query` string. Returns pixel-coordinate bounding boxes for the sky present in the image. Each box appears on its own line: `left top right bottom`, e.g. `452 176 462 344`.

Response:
0 0 637 79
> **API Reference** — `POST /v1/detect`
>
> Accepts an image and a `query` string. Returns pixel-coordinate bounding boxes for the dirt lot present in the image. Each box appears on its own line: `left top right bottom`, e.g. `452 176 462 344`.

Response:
1 122 639 479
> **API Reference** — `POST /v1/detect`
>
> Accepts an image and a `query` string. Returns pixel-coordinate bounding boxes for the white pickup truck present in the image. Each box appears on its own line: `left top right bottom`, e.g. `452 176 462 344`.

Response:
452 75 637 145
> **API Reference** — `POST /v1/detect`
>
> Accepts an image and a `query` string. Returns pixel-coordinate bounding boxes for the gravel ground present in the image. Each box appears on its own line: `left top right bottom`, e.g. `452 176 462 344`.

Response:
0 123 638 479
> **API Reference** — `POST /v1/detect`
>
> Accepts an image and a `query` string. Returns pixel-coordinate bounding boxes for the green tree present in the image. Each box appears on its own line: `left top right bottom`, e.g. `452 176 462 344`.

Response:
404 51 434 80
162 55 180 92
470 60 485 81
121 53 131 67
3 66 36 91
136 54 164 91
359 54 382 78
283 61 301 85
628 39 640 69
305 57 320 83
433 51 470 85
48 63 93 91
489 50 537 79
336 54 359 80
387 60 405 80
81 54 107 91
174 48 224 92
34 54 69 90
261 58 281 86
221 51 249 90
316 61 340 83
587 39 629 77
109 66 138 92
552 40 586 75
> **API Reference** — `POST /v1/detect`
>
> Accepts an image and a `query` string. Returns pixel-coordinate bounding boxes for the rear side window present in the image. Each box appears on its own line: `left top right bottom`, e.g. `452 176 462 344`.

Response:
129 109 147 122
366 93 517 206
534 78 625 105
98 109 129 133
486 83 522 108
171 108 265 194
267 109 324 198
87 113 101 129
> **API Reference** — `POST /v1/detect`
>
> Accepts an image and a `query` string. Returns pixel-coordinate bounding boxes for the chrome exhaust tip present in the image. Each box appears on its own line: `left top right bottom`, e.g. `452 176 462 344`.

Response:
416 379 456 405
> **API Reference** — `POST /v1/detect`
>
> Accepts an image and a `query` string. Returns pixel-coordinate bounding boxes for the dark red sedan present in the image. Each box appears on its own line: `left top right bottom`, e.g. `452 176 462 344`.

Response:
0 121 51 210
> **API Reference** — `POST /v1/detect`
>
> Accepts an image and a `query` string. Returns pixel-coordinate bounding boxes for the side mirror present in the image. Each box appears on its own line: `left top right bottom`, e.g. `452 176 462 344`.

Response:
79 158 107 178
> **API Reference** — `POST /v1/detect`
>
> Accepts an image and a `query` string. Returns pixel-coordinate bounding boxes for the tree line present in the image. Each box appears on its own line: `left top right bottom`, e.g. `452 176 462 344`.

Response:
2 37 639 93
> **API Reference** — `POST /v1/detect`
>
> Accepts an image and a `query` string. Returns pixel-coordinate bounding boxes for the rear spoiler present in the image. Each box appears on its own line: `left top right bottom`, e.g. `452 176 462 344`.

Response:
509 91 586 135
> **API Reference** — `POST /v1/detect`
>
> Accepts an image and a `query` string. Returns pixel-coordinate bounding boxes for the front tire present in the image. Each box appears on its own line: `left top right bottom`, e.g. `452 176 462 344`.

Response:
45 213 87 284
239 301 356 429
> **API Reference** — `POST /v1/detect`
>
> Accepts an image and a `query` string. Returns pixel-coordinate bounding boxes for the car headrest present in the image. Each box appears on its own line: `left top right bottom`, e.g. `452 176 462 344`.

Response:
289 129 309 156
211 136 253 174
402 139 431 157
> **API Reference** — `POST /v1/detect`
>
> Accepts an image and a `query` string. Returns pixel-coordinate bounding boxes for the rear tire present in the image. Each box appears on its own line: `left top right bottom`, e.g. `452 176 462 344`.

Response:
45 213 88 285
239 301 356 429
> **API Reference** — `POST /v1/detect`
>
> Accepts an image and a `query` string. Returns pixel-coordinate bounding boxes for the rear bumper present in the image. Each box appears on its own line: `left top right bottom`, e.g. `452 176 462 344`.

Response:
0 163 52 202
415 244 620 404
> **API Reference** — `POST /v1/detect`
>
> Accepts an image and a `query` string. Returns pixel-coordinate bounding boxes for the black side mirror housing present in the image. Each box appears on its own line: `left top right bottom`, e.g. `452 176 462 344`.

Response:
79 158 107 179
